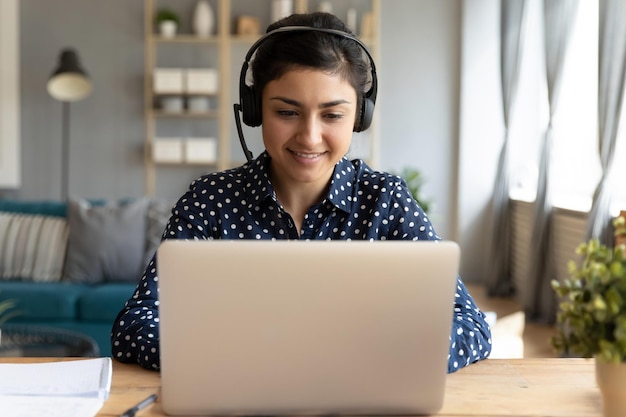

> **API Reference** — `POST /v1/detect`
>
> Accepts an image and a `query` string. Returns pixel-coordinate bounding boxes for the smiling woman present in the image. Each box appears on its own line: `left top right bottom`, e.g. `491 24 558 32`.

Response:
0 0 20 189
111 11 492 375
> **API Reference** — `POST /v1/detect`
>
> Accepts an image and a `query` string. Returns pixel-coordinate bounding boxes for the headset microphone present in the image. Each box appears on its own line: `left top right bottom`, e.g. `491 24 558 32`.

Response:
234 103 254 162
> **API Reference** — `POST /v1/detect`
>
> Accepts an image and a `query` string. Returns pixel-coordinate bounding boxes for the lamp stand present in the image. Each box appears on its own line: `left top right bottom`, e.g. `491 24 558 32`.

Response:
47 48 92 199
61 101 69 199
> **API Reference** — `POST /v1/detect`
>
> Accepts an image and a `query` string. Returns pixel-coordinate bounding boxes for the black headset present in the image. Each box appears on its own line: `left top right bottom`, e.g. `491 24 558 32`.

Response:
233 26 378 162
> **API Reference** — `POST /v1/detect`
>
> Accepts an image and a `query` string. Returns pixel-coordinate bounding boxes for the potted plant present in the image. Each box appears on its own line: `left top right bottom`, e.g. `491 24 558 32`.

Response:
395 167 432 214
0 297 19 345
155 8 180 38
551 215 626 417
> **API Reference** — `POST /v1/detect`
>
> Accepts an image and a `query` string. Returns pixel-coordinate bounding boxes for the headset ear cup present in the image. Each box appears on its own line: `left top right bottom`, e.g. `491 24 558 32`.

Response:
355 97 375 132
241 85 261 127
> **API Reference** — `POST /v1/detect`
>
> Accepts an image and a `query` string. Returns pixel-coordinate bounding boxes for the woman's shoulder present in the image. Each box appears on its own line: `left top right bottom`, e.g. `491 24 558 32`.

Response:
188 163 251 191
348 158 406 190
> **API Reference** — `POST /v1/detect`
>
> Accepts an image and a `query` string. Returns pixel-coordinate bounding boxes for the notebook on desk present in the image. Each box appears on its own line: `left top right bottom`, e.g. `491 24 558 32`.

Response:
157 239 460 416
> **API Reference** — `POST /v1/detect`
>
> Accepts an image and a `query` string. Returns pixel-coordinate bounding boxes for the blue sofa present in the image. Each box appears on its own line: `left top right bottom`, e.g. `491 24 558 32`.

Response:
0 198 172 356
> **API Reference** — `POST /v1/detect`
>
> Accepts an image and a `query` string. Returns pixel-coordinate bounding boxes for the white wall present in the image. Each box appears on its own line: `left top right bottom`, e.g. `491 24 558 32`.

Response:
457 0 502 282
379 1 461 243
380 0 501 284
0 0 21 188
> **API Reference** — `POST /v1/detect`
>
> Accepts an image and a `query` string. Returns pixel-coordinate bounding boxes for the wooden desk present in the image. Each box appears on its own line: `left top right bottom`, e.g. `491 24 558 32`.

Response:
0 358 601 416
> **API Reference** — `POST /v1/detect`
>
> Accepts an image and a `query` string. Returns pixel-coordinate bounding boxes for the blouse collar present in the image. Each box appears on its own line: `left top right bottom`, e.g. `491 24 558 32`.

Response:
243 151 357 214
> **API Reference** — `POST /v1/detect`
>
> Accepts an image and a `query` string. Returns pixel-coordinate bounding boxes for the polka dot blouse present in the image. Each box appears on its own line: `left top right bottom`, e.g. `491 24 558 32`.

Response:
111 152 491 373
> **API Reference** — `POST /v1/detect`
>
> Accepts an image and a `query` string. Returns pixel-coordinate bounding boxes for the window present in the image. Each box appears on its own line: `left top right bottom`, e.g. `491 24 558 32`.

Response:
510 0 624 214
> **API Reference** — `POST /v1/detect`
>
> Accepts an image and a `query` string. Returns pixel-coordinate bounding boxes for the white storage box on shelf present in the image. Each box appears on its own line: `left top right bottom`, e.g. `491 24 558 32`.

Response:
153 138 184 163
185 69 218 95
153 68 184 94
185 138 217 164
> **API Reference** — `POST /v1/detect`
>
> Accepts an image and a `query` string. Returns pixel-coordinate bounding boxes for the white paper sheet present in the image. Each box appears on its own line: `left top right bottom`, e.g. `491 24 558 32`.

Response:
0 396 104 417
0 358 112 417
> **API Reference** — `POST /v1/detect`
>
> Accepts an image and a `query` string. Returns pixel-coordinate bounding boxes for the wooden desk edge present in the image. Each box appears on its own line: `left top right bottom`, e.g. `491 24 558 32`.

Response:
0 357 601 417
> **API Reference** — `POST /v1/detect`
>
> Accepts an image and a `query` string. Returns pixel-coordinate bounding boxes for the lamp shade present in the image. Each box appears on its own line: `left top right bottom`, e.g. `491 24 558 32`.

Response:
47 48 92 102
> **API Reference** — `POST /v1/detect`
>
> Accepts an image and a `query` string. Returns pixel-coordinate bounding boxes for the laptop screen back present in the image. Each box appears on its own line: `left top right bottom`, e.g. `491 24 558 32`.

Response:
157 240 459 415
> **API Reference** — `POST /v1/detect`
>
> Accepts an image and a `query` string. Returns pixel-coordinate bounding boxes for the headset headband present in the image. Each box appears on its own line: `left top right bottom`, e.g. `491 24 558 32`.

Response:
243 26 376 71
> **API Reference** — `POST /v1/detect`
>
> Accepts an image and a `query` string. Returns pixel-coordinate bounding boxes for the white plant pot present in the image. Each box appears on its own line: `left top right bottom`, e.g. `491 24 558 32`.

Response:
596 359 626 417
159 21 177 38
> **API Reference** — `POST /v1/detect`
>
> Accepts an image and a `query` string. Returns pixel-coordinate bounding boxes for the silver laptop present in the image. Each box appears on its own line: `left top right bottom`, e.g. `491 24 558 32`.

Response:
157 240 460 416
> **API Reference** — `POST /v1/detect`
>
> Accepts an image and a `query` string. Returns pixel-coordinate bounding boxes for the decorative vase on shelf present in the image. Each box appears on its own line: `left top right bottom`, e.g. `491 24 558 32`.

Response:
596 360 626 417
346 8 357 34
318 1 332 13
271 0 293 23
193 0 214 38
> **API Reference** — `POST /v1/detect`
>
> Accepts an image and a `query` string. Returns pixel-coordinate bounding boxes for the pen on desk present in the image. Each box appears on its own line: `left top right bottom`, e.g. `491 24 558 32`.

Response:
119 393 158 417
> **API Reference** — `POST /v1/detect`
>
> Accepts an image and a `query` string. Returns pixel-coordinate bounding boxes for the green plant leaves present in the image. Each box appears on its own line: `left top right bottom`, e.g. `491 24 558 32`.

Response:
611 260 624 278
552 228 626 362
0 298 19 326
393 167 432 214
155 8 180 25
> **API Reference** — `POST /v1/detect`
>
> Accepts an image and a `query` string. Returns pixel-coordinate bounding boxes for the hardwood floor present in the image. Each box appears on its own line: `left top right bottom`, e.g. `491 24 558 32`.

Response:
466 284 558 359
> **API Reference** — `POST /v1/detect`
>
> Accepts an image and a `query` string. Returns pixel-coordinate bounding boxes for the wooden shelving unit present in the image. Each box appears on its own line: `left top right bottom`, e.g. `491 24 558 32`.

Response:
144 0 379 197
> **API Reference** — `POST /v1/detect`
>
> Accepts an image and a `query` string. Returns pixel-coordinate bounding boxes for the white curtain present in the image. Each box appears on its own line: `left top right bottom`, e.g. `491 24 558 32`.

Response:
586 0 626 244
526 0 579 322
486 0 527 296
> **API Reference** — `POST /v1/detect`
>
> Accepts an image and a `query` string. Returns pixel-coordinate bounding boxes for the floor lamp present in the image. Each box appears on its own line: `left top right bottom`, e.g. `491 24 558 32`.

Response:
47 48 92 199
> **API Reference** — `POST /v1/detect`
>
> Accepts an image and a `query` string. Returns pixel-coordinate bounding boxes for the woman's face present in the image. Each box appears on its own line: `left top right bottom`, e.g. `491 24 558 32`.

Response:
261 68 357 192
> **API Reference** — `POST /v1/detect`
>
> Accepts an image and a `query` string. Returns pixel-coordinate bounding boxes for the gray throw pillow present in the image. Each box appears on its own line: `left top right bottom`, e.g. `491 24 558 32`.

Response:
63 197 149 284
144 199 173 266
